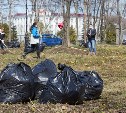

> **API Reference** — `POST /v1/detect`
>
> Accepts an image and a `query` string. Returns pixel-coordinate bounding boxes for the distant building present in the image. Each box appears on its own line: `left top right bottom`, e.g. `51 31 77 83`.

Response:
5 9 98 42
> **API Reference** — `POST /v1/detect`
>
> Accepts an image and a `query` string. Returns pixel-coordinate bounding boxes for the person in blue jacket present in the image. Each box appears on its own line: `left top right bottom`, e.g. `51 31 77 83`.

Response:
22 22 41 59
30 22 40 38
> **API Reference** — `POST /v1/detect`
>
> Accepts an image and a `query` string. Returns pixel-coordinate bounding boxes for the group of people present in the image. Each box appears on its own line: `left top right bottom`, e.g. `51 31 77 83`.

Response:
0 21 97 58
23 22 97 58
26 23 97 57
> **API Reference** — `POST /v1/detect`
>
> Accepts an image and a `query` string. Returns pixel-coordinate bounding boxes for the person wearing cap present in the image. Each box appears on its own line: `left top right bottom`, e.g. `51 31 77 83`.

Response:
87 24 96 55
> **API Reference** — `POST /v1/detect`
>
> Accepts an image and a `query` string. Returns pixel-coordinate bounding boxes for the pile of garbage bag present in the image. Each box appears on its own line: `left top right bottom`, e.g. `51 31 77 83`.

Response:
0 62 34 103
38 63 103 104
0 59 103 104
7 40 20 48
32 59 57 99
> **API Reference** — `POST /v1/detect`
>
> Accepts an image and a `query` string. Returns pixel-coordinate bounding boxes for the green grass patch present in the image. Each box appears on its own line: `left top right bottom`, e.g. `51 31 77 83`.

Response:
0 44 126 112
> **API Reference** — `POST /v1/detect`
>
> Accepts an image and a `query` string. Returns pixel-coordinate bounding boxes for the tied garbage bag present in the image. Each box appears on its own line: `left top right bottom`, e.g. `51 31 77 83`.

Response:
36 43 45 53
36 43 45 58
8 40 20 48
77 71 103 101
24 43 45 57
0 62 34 104
39 64 103 104
32 59 57 100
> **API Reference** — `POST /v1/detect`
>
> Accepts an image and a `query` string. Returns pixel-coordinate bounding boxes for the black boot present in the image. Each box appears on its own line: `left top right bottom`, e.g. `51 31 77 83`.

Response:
37 51 40 59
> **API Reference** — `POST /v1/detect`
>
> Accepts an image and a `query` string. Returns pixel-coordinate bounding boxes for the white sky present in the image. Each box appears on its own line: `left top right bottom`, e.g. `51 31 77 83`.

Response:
1 0 126 15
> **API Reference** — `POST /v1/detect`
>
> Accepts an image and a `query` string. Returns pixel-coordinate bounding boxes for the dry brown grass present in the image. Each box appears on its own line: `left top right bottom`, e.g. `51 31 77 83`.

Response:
0 44 126 113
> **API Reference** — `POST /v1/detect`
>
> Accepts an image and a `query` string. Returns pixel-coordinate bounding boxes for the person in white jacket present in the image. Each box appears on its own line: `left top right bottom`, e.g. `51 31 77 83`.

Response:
22 22 41 58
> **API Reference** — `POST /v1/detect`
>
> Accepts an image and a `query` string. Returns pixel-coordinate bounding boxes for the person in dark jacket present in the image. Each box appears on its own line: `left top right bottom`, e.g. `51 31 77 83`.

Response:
87 24 96 55
0 28 5 49
22 22 41 59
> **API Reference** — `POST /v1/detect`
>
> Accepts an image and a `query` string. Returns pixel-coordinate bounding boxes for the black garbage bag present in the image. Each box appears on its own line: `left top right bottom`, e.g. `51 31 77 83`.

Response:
8 40 20 48
39 64 103 104
77 71 103 101
0 62 34 104
79 40 88 48
32 59 57 100
24 43 45 58
36 43 45 58
36 43 45 53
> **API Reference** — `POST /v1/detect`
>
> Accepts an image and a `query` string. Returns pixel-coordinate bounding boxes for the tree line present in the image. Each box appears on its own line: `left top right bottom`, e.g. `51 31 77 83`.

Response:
29 0 126 46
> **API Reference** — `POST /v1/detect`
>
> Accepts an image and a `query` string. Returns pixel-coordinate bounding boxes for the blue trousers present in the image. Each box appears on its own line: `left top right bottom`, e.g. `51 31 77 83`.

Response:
0 41 4 49
88 39 96 53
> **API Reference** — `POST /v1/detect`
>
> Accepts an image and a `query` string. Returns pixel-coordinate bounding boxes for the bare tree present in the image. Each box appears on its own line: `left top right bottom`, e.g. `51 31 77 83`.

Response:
92 0 101 27
8 0 13 42
62 0 71 47
0 1 4 24
117 0 122 44
7 0 20 42
29 0 36 22
73 0 79 45
83 0 87 43
99 0 105 42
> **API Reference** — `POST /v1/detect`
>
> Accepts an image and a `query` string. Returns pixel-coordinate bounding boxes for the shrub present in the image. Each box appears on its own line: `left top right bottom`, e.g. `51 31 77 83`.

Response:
0 23 18 41
57 26 77 44
105 23 116 44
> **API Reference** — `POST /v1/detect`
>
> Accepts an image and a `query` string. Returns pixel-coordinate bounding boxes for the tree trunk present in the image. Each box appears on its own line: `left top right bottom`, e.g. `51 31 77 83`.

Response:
117 0 122 45
62 0 71 47
100 0 105 42
83 0 87 43
87 0 91 28
74 1 78 45
8 0 12 42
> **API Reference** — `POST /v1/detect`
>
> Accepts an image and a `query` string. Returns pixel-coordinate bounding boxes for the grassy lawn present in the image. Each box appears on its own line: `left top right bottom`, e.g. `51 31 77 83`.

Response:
0 44 126 113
